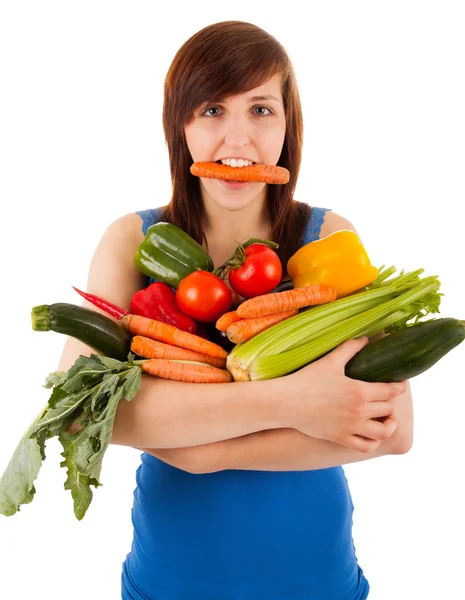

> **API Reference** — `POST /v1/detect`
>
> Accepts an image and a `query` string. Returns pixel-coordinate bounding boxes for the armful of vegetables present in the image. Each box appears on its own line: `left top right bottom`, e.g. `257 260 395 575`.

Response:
2 218 464 521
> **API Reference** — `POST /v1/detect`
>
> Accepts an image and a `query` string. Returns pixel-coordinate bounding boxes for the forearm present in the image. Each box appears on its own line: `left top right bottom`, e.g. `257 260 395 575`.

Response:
214 382 413 471
215 428 396 472
146 382 413 474
111 372 285 449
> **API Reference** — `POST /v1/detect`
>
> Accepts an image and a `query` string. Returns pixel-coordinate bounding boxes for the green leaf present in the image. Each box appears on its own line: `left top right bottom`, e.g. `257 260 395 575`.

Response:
58 432 102 521
43 371 68 389
122 366 142 401
67 354 106 377
30 386 94 442
98 356 128 371
1 354 143 520
90 373 119 413
82 386 125 471
57 385 125 519
0 407 48 516
62 367 108 394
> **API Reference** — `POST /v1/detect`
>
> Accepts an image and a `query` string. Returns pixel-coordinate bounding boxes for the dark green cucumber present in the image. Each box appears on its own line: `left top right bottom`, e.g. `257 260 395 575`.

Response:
270 279 294 294
345 317 465 382
31 303 132 361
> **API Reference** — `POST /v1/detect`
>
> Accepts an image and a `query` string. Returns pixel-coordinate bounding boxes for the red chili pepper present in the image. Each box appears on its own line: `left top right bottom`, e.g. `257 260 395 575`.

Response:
72 287 128 320
73 284 198 335
130 282 198 335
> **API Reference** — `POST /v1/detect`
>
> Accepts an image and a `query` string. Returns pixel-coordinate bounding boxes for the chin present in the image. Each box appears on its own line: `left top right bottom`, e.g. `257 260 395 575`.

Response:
206 181 266 211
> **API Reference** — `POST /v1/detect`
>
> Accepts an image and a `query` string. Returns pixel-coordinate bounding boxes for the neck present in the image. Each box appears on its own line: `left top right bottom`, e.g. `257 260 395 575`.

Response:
201 187 272 245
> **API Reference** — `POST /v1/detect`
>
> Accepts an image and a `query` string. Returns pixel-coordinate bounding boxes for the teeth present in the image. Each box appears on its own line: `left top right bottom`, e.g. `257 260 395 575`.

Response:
221 158 254 167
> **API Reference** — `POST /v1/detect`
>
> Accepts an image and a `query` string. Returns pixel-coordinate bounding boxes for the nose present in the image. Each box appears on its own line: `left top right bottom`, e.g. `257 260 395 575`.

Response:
223 113 251 147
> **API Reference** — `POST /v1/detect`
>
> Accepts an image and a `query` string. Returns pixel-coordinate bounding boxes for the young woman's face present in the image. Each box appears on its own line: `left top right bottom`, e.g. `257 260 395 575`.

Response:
184 73 286 213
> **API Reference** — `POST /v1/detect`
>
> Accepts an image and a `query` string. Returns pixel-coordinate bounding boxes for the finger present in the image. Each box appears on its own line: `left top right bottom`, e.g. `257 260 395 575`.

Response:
366 399 396 419
331 337 370 366
345 435 382 454
65 421 82 434
357 417 398 442
366 380 407 401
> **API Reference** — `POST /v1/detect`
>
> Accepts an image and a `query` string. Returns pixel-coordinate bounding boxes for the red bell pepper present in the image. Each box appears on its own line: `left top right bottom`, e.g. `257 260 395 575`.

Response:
130 282 198 334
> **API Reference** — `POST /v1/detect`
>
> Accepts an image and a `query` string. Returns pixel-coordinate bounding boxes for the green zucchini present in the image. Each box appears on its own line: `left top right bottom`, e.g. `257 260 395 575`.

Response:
345 317 465 382
31 303 132 361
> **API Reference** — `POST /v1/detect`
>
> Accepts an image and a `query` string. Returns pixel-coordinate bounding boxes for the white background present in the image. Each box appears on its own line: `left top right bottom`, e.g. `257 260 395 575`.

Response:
1 1 464 599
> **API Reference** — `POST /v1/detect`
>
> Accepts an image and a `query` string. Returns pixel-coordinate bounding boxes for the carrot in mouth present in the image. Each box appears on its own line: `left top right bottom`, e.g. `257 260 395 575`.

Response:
190 162 290 184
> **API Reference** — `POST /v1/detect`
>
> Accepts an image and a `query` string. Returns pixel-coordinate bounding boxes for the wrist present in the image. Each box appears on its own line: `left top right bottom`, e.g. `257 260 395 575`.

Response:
267 371 315 431
251 375 295 430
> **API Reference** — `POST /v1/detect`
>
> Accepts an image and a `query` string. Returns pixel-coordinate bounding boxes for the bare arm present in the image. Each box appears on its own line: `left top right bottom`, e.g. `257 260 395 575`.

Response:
61 210 406 455
59 213 285 448
144 382 412 474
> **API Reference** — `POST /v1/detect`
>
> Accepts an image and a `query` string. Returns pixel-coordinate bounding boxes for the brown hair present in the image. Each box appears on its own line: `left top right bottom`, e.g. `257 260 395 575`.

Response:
161 20 311 273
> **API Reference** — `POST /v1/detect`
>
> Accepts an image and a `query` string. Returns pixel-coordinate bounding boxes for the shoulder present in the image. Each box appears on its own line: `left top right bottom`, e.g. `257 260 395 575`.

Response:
318 209 358 239
90 212 146 276
102 211 146 243
92 212 148 261
85 212 147 309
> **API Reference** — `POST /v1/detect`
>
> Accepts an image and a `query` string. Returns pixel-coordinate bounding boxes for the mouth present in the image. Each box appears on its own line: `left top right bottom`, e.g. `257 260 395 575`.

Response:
215 160 256 183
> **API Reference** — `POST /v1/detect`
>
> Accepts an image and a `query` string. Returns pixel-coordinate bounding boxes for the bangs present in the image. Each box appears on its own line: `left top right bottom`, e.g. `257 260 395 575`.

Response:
186 60 287 120
166 22 290 123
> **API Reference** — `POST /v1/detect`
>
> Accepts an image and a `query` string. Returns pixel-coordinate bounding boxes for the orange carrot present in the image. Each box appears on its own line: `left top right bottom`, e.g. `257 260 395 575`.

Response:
236 285 337 318
226 309 299 344
122 314 228 358
190 162 290 185
131 335 226 368
216 310 242 332
142 358 232 383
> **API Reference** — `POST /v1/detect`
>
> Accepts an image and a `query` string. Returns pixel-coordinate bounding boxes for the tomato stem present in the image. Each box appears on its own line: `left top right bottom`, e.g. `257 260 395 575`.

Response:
212 237 279 279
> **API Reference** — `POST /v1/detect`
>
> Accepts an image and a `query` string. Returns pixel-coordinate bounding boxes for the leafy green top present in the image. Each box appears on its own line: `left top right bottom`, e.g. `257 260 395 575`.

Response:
0 354 141 521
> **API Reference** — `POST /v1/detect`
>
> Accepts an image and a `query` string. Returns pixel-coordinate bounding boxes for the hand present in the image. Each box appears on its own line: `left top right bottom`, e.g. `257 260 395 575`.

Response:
282 337 407 453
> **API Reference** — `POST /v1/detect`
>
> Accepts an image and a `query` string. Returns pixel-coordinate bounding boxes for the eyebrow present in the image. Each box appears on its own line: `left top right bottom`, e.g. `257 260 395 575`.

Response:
198 93 281 110
248 94 281 103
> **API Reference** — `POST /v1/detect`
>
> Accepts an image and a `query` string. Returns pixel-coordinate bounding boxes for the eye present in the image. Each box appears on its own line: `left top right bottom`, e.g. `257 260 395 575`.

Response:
202 106 222 117
200 105 273 118
253 105 273 116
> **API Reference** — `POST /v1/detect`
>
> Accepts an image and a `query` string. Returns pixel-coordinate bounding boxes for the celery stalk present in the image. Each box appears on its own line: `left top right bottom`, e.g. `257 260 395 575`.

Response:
247 277 440 380
228 268 438 373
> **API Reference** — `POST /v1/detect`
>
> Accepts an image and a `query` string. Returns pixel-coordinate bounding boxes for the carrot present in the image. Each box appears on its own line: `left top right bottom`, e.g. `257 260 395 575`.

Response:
216 310 242 332
236 285 337 318
131 335 226 368
142 358 232 383
226 309 299 344
190 162 290 185
122 314 228 358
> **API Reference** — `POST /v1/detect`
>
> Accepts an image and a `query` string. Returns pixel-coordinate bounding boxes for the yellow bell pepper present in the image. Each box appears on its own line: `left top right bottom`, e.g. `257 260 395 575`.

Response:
287 229 378 298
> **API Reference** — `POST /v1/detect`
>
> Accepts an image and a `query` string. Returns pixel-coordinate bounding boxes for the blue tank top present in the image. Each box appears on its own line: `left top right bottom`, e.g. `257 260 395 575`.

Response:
121 205 370 600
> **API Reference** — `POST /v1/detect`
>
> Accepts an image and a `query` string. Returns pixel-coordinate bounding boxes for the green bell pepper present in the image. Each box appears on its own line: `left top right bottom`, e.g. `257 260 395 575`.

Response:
134 222 214 288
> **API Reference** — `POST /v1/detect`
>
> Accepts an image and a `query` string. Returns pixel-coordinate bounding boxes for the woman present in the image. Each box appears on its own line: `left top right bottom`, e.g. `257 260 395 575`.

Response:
60 21 411 599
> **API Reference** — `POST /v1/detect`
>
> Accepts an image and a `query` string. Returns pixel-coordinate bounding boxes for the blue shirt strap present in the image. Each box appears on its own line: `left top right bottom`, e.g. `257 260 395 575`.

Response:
135 207 165 236
302 206 331 245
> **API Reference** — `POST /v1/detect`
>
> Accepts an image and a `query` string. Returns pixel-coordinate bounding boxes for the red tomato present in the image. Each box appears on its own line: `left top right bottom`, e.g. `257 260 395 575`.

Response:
228 244 282 298
176 271 233 322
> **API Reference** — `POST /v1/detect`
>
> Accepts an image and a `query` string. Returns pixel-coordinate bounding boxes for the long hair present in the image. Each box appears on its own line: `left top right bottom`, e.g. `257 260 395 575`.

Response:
161 20 311 273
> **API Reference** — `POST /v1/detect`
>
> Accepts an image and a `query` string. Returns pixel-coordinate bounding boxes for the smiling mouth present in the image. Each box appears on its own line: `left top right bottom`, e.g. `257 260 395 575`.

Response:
215 161 254 183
